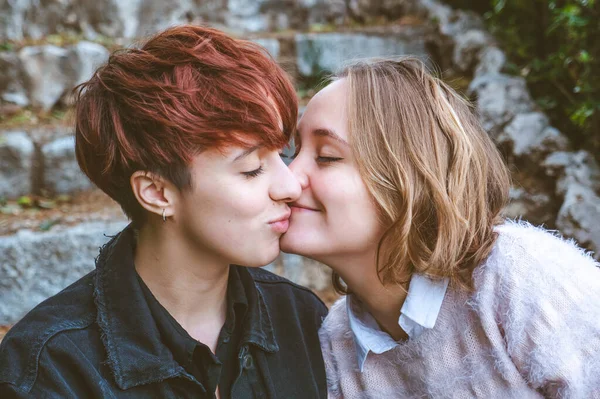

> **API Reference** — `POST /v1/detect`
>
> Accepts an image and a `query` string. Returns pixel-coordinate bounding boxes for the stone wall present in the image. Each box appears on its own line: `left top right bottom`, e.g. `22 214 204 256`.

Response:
1 0 600 325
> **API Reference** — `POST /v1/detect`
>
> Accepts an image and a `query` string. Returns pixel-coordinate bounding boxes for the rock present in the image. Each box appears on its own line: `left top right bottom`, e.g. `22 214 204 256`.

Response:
76 0 143 39
543 151 600 197
136 0 197 37
0 0 30 41
452 29 492 73
67 41 110 87
0 221 128 324
500 112 568 159
440 9 485 37
0 131 34 199
302 0 346 27
556 183 600 259
541 150 600 258
295 30 427 77
265 253 332 292
346 0 410 22
474 46 505 77
503 187 554 225
0 52 29 107
225 0 268 32
18 45 71 111
468 73 535 136
251 38 281 59
22 0 75 40
42 135 93 195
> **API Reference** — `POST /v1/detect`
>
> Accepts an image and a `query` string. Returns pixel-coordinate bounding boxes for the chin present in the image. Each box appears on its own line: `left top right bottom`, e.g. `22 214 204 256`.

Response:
242 243 280 267
280 231 313 257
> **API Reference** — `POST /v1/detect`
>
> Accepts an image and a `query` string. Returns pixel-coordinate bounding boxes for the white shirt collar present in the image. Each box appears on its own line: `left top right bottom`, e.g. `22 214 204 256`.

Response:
347 274 449 372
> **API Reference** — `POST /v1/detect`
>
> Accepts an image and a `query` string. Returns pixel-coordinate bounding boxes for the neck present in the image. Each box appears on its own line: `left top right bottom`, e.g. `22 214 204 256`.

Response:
134 222 229 349
325 250 409 341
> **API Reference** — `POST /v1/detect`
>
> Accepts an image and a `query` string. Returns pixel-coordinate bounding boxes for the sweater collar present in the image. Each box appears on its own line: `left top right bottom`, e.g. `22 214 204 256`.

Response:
347 274 449 372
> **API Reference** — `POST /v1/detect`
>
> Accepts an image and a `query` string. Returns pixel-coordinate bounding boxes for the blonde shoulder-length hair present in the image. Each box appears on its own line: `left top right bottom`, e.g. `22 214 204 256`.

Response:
334 57 510 292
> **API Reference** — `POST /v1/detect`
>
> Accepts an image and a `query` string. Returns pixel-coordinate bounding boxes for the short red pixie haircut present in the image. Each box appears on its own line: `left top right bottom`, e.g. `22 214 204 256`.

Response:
74 25 297 226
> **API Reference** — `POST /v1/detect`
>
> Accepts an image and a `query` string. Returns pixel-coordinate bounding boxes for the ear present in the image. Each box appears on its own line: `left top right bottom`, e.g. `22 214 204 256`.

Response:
130 171 178 220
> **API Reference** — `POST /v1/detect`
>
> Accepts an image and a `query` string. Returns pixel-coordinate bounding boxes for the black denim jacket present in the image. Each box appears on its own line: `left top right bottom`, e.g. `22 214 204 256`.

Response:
0 227 328 398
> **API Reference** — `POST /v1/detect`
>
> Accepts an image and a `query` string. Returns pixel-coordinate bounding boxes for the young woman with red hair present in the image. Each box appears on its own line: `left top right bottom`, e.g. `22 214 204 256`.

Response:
0 26 327 398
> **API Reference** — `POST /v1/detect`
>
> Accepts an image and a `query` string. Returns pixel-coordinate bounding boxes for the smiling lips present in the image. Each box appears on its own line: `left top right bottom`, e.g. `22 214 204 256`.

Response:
290 203 320 212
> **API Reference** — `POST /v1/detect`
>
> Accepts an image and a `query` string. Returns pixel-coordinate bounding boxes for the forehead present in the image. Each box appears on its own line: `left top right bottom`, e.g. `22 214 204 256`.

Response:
298 79 348 138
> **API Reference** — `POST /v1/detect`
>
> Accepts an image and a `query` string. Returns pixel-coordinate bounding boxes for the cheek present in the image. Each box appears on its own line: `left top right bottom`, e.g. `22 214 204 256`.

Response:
312 170 382 247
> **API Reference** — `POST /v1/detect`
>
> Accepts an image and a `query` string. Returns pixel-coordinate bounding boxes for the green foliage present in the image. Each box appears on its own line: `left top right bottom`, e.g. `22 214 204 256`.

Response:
445 0 600 157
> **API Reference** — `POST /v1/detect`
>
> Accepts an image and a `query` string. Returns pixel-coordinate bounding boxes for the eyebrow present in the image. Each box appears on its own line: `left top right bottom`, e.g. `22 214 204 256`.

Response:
233 145 261 162
313 128 349 146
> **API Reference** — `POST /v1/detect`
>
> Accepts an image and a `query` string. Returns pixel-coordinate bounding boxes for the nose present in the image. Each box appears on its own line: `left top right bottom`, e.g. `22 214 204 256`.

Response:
288 157 309 190
270 156 301 203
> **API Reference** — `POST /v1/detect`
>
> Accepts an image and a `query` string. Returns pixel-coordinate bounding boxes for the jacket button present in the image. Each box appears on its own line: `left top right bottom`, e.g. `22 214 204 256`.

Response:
243 354 253 369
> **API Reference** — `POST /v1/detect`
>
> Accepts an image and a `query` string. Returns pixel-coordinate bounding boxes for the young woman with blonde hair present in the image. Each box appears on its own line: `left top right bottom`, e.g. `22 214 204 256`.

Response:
281 57 600 397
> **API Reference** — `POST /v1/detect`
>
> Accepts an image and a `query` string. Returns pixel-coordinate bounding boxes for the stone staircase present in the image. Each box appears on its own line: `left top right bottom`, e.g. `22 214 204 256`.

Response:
1 21 436 327
2 0 600 333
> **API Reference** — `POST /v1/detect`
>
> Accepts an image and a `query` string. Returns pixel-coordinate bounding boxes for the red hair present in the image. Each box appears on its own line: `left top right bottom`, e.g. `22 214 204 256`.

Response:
74 25 297 226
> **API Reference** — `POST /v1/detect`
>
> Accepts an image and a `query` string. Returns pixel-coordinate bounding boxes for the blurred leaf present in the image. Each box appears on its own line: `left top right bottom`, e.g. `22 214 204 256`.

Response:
493 0 506 13
0 42 14 52
445 0 600 158
17 196 33 208
570 104 595 127
578 50 591 63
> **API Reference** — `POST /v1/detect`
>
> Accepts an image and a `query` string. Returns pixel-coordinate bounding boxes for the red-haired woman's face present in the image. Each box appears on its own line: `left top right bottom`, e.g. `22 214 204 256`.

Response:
174 144 301 267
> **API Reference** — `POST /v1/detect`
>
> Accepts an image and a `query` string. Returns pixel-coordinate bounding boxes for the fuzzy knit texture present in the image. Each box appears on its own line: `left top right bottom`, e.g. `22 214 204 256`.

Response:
319 221 600 398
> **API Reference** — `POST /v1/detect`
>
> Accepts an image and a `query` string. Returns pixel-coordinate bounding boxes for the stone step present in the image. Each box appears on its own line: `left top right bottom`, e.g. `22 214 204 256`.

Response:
0 217 334 325
0 0 420 43
1 25 431 112
0 129 91 199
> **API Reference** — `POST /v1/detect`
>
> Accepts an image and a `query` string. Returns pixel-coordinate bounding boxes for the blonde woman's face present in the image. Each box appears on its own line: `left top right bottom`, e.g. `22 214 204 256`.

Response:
280 79 384 263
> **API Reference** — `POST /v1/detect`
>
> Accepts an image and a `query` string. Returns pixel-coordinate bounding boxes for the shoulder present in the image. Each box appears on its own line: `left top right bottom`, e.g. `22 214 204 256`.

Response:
319 296 349 343
0 272 97 392
471 220 600 318
475 220 600 285
318 297 351 398
494 219 597 261
245 266 328 313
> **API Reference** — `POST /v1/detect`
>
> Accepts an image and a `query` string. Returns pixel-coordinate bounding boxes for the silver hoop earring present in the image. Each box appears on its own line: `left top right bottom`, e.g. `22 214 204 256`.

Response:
162 208 167 222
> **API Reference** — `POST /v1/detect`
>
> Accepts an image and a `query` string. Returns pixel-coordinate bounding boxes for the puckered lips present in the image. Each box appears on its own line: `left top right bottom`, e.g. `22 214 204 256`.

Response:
268 209 292 233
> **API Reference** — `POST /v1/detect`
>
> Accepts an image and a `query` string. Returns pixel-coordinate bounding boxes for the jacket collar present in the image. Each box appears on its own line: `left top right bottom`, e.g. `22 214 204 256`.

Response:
93 225 278 390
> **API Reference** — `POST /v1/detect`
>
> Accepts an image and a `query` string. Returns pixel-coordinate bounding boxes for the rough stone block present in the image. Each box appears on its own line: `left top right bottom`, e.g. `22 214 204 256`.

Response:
251 38 280 59
468 73 535 135
0 131 34 199
0 52 28 106
501 112 568 158
42 135 93 195
0 221 128 324
67 41 110 87
556 183 600 259
295 32 427 77
18 45 71 111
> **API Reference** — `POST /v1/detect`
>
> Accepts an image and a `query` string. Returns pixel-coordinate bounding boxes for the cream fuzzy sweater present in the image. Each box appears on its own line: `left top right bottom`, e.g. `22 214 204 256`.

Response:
319 222 600 398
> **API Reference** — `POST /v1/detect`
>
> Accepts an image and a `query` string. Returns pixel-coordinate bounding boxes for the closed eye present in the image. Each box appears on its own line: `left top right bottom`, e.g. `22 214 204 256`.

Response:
317 156 343 163
242 166 264 178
